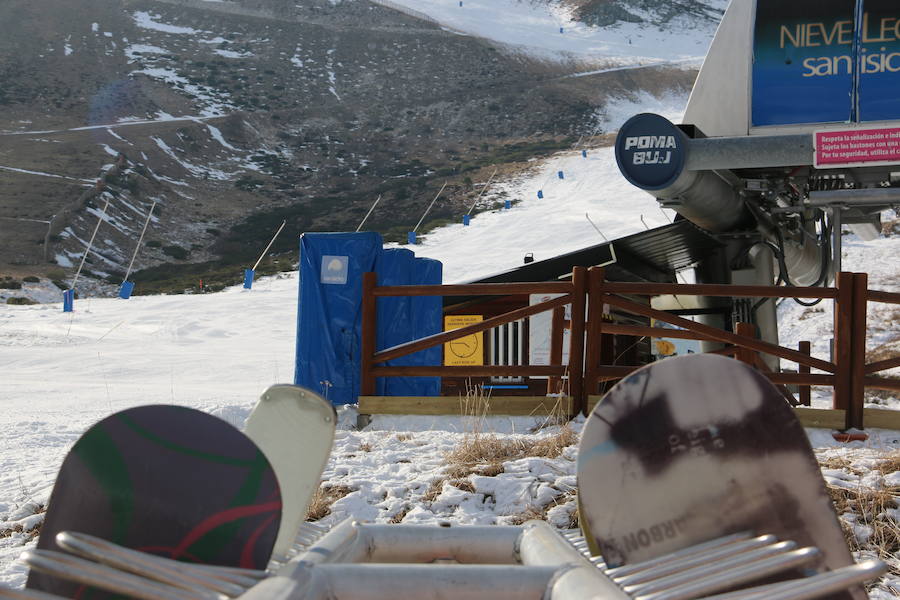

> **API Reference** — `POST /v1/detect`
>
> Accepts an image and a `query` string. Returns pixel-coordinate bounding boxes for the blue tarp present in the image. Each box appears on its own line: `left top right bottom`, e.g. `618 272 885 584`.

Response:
373 250 442 396
295 233 443 405
295 232 383 404
410 257 442 396
375 248 414 396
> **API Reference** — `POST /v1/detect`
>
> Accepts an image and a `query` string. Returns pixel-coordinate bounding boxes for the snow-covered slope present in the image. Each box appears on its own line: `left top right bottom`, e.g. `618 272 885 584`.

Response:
412 94 688 282
2 125 899 591
374 0 724 65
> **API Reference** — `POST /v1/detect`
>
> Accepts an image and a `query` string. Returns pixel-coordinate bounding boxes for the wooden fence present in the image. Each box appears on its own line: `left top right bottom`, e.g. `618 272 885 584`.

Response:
359 268 900 430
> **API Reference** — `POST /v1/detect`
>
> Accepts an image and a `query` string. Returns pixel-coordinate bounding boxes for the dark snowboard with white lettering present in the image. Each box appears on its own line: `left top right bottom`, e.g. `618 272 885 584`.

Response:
577 354 863 600
27 405 281 598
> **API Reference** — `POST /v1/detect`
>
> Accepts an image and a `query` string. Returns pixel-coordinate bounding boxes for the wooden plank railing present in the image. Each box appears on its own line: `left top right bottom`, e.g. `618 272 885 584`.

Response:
360 266 899 429
359 268 588 413
585 267 898 430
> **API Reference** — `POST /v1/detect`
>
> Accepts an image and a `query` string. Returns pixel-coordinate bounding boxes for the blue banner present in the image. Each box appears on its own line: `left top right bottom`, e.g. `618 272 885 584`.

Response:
858 0 900 122
752 0 855 126
752 0 900 126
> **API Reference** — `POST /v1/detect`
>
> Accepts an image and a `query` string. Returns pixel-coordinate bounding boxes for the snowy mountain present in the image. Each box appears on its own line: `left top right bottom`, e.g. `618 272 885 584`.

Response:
2 1 897 595
0 0 715 295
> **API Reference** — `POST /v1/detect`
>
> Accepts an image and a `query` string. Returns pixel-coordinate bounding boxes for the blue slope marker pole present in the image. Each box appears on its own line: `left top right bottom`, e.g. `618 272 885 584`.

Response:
62 289 74 312
504 199 511 210
245 219 287 290
119 201 157 300
410 181 448 245
243 269 255 289
465 167 497 226
66 197 111 312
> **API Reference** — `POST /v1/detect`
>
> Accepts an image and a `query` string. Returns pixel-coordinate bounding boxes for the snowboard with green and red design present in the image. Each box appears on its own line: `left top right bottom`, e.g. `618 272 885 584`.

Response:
27 405 282 597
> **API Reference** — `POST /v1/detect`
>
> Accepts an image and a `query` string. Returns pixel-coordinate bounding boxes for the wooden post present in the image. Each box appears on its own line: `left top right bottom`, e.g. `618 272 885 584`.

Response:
582 267 605 410
849 272 868 429
799 341 811 407
833 271 854 427
734 322 757 366
360 271 377 397
568 267 588 416
547 306 565 395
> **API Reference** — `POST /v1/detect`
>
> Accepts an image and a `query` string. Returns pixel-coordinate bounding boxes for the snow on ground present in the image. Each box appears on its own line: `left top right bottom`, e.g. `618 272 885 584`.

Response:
778 233 900 412
373 0 723 65
411 93 688 283
131 11 204 36
0 4 897 590
0 165 93 185
411 146 668 282
1 92 899 593
1 160 899 593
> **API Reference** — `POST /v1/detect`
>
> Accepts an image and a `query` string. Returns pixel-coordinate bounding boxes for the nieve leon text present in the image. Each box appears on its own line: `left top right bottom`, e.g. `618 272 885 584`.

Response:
778 14 900 76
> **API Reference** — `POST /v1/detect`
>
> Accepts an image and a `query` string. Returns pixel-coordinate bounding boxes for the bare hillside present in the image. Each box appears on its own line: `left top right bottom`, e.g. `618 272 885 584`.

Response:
0 0 699 293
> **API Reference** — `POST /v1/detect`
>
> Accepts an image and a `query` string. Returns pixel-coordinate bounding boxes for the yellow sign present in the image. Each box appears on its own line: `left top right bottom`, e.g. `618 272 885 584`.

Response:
443 315 483 366
654 339 677 356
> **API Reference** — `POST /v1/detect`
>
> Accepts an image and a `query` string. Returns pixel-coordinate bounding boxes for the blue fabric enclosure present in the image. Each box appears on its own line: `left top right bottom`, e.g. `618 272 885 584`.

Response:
295 233 442 405
295 233 382 405
410 257 442 396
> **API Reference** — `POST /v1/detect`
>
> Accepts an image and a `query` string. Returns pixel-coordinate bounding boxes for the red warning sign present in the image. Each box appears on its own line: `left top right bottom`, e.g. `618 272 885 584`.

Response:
815 127 900 168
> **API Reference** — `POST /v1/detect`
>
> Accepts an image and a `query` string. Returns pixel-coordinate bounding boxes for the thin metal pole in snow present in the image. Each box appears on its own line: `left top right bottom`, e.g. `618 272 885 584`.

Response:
413 181 447 233
466 168 498 216
122 201 156 282
252 220 287 271
356 195 381 232
585 213 608 242
71 198 111 290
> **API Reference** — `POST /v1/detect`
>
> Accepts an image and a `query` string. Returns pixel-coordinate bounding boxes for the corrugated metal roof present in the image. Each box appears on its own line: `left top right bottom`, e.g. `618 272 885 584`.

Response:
465 220 723 285
614 220 724 276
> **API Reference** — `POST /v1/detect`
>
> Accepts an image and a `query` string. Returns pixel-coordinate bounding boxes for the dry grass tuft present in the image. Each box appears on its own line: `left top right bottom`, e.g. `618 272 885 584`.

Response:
306 484 354 521
445 423 576 468
389 505 411 524
441 386 578 498
359 442 373 452
445 434 531 466
824 451 900 578
506 505 546 525
422 478 446 503
820 455 857 473
0 522 41 541
449 478 476 493
505 491 579 528
876 450 900 475
443 462 505 479
395 433 413 442
531 425 578 458
0 504 45 542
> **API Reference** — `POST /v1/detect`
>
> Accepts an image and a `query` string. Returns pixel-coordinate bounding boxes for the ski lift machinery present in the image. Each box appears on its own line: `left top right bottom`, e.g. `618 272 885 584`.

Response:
615 0 900 362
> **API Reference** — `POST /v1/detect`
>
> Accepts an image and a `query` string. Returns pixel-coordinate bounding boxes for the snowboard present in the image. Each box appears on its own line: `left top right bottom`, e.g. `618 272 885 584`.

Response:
577 354 864 600
26 405 282 598
243 384 336 559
